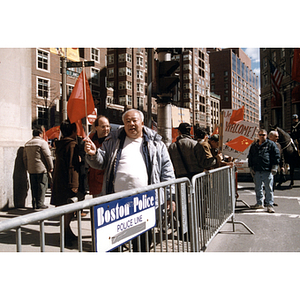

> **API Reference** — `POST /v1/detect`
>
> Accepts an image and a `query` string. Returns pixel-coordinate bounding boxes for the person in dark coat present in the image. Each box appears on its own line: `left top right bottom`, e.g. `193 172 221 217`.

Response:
51 120 80 247
248 129 280 213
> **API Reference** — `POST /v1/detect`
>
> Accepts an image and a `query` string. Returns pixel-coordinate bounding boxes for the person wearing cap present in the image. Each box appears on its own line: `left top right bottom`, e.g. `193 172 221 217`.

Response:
168 122 202 239
168 122 202 180
291 114 300 152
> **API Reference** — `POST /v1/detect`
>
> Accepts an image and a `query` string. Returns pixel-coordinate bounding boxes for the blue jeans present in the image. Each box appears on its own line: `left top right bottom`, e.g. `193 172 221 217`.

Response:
253 171 274 206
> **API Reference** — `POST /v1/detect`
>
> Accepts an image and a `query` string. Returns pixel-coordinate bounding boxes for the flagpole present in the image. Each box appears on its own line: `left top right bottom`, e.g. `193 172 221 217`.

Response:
82 63 88 136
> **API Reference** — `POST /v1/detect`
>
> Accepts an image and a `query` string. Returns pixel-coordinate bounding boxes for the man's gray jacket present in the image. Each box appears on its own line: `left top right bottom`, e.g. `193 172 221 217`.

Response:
86 126 175 196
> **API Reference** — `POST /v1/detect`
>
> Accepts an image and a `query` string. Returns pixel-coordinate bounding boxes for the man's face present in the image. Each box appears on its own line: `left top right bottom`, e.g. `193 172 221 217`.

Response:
258 131 267 143
123 111 144 139
293 118 298 124
210 140 219 149
95 117 110 138
269 133 279 143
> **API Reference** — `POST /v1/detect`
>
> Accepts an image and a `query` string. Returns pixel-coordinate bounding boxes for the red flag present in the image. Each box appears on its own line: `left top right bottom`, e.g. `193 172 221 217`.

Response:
229 106 244 124
42 127 48 141
225 135 253 152
292 48 300 82
67 71 95 124
46 126 60 140
75 119 86 138
212 126 219 135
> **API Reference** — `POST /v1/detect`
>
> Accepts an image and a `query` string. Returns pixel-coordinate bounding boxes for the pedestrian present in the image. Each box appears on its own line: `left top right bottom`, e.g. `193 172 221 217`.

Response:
87 115 110 198
23 126 53 209
194 126 209 143
291 114 300 153
168 123 202 240
247 129 280 213
168 122 202 180
84 109 175 251
50 120 80 247
268 130 286 190
195 133 233 172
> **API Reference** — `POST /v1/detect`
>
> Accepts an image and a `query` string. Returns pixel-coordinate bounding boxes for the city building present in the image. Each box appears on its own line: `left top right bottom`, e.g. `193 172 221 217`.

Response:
172 48 218 130
209 48 260 126
260 48 300 132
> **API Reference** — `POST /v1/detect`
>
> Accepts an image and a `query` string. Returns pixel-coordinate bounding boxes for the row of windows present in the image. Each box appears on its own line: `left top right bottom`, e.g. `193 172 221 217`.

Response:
37 48 100 72
108 68 144 79
107 53 144 66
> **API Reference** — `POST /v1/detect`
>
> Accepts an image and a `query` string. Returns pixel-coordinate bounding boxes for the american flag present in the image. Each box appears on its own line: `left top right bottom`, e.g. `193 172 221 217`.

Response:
270 60 283 98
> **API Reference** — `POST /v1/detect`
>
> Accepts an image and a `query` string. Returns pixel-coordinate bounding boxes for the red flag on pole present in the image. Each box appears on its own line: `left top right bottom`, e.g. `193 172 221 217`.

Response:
67 71 95 124
46 126 60 140
75 119 86 138
225 135 253 152
229 106 244 124
292 48 300 83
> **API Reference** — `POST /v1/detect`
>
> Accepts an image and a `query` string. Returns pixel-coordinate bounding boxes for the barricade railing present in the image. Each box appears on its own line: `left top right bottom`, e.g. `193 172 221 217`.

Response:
0 167 253 252
191 166 254 251
0 178 193 252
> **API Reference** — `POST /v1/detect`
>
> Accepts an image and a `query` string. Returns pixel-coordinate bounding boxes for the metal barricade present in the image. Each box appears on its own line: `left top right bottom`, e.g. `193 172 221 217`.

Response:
0 178 193 252
0 167 253 252
191 166 254 251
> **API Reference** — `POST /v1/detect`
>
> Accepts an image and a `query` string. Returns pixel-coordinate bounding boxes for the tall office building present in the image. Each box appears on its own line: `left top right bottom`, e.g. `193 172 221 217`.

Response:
209 48 259 125
171 48 219 133
260 48 299 132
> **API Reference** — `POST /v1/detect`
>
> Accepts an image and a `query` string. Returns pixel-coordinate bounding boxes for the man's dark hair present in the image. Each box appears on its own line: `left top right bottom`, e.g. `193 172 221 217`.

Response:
60 119 77 138
32 127 43 137
195 127 208 140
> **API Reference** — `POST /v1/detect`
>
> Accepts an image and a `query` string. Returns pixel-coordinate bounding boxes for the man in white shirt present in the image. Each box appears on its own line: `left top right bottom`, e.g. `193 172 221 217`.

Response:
85 109 175 251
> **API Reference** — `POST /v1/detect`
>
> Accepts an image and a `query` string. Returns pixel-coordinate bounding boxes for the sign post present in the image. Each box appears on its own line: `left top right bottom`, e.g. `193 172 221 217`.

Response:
93 190 156 252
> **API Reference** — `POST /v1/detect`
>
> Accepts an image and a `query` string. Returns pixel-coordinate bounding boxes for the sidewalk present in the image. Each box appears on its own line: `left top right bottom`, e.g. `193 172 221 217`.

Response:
0 190 93 252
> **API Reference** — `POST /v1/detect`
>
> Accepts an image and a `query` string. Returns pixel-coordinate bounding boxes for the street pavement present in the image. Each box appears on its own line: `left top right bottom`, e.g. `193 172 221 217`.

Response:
206 179 300 252
1 178 300 252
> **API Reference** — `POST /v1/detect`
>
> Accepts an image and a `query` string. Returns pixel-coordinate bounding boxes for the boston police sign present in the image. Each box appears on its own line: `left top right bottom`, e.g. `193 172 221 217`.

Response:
94 190 156 252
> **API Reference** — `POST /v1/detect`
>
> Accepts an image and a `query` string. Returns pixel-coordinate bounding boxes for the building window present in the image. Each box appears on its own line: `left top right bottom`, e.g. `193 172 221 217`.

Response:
107 81 114 88
126 81 132 90
137 83 144 92
137 56 143 66
37 49 49 71
108 54 114 64
126 53 132 62
108 68 114 78
91 68 100 85
119 81 126 90
272 51 276 62
137 70 143 79
37 106 48 127
119 67 126 76
137 96 144 108
91 48 100 62
126 67 132 76
127 95 132 106
37 77 49 99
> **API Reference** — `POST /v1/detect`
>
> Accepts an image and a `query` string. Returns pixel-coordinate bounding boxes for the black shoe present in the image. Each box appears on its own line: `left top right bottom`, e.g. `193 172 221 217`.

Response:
36 205 48 209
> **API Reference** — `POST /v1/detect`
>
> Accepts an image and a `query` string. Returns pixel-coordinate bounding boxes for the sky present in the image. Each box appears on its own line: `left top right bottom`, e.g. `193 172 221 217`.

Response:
242 48 260 82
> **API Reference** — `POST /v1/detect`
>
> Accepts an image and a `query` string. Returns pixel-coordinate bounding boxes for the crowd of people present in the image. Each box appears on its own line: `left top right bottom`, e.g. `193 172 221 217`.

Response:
22 108 299 249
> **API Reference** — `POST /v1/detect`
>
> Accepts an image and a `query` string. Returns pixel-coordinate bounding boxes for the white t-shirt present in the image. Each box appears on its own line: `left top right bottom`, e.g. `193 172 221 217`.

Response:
114 136 148 192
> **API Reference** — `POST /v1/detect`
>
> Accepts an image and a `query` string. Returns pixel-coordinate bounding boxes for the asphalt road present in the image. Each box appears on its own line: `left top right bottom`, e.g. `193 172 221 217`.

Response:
206 179 300 252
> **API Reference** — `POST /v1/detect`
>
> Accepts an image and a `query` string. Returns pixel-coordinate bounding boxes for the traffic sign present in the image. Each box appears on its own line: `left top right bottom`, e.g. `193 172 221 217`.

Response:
93 190 156 252
87 108 97 125
66 61 95 68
